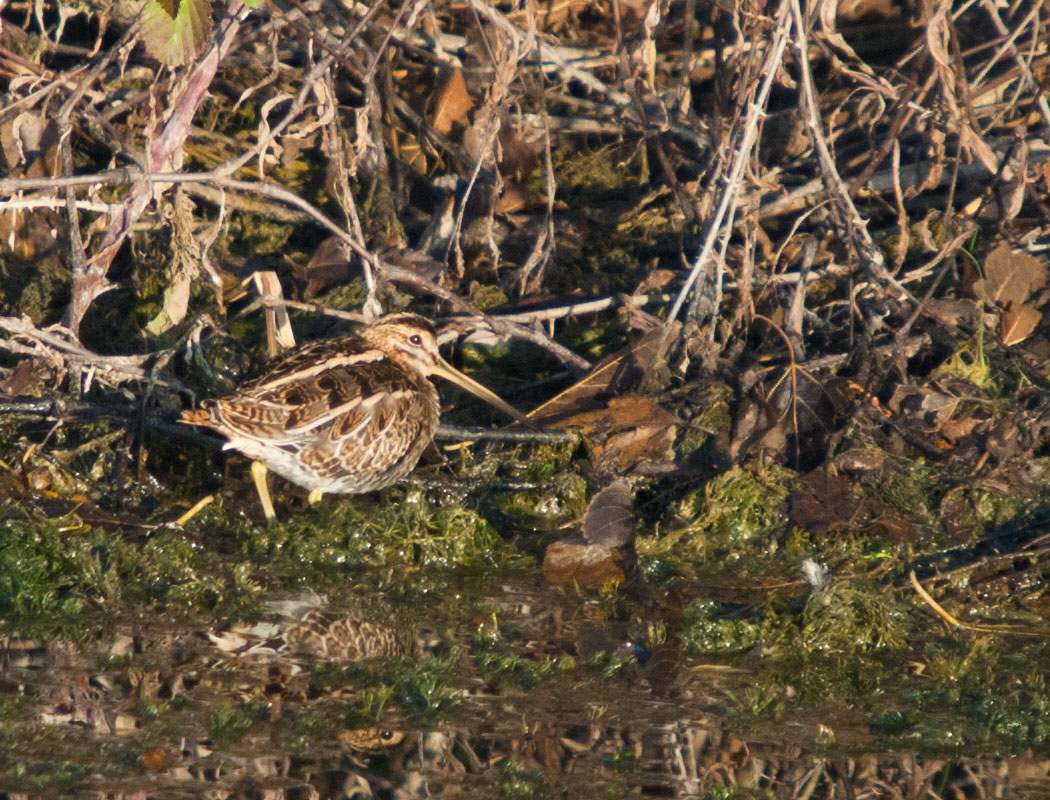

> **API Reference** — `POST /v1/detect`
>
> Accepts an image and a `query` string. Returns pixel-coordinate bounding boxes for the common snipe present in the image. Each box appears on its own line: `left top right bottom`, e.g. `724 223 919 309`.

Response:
182 313 526 520
207 595 423 662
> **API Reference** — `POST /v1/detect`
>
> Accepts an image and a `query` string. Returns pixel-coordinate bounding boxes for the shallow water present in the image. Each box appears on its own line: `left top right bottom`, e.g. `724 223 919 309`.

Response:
2 457 1050 800
3 572 1049 800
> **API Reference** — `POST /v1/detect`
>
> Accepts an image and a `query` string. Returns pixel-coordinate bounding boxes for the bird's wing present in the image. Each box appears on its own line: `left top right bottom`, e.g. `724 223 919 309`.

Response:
210 339 430 446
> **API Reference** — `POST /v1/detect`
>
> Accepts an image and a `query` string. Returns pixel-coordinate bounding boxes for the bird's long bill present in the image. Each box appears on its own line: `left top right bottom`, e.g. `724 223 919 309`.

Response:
431 356 528 424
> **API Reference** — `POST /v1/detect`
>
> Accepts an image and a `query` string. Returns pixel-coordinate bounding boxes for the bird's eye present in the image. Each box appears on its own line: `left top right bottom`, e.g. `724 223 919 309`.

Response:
409 334 423 345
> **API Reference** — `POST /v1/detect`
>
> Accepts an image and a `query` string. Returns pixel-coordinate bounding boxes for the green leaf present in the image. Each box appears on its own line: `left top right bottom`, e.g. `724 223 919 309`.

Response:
140 0 213 67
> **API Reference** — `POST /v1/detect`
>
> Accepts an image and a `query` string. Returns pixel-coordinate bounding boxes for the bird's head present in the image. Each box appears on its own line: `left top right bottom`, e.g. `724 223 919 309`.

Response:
362 314 526 423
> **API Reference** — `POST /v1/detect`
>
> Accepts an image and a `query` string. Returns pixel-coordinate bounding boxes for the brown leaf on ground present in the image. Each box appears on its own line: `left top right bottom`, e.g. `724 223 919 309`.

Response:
527 323 679 427
729 395 786 463
925 298 980 327
0 358 49 397
789 468 921 542
0 112 62 269
937 417 980 442
498 127 540 182
494 183 547 215
382 248 447 284
788 470 860 533
888 384 960 426
555 395 677 472
1000 302 1042 346
634 269 676 294
979 243 1047 306
832 448 885 474
294 237 352 300
582 480 634 547
430 70 474 137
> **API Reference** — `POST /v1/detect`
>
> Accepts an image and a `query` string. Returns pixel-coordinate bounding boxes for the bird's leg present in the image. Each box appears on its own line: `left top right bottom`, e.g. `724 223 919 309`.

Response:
251 461 277 522
307 489 324 505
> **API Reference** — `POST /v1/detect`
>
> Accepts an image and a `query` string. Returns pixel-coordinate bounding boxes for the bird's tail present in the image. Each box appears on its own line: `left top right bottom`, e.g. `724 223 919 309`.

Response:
180 408 212 426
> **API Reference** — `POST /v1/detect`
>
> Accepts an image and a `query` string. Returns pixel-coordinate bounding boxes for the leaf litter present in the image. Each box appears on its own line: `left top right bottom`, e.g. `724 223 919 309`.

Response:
1 0 1050 794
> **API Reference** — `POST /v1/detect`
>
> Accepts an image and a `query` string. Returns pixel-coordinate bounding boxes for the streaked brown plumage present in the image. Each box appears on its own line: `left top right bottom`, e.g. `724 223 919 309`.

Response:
208 607 422 662
182 313 525 519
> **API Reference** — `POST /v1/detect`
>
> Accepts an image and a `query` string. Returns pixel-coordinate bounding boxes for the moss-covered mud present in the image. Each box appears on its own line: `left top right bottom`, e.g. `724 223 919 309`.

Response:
1 429 1050 798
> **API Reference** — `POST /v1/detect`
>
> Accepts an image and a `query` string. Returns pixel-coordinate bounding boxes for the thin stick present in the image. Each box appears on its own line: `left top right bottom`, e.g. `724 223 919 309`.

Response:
666 0 792 325
436 425 576 444
908 570 961 629
175 495 215 526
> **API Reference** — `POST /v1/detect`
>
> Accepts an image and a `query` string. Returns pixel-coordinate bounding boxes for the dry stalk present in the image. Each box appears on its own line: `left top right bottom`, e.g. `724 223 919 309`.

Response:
0 315 187 392
63 1 247 338
790 0 911 310
666 0 793 327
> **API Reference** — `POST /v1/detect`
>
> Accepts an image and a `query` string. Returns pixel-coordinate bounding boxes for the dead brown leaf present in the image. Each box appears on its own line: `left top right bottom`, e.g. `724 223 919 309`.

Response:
925 298 980 327
999 301 1042 346
729 395 786 463
582 480 634 547
979 243 1047 306
431 70 474 137
938 417 980 442
552 395 677 471
527 322 679 427
0 358 49 397
888 384 959 425
497 127 539 182
634 269 676 294
294 237 353 300
788 470 860 533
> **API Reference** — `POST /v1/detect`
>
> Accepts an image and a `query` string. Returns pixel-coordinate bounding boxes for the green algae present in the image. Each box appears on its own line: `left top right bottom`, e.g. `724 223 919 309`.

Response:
553 143 643 196
207 701 257 747
637 464 794 583
318 650 464 723
0 491 530 638
501 758 550 799
801 580 911 653
227 498 529 586
488 470 588 535
680 599 785 655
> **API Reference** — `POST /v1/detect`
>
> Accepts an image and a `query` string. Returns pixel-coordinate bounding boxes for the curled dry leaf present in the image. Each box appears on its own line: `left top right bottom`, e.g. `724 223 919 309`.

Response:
527 324 678 471
294 237 352 300
527 323 679 427
582 480 634 547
